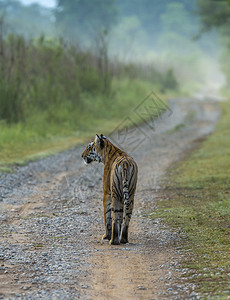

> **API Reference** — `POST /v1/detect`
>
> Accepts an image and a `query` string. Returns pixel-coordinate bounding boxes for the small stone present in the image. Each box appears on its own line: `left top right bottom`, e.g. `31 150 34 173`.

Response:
81 285 88 289
138 286 147 290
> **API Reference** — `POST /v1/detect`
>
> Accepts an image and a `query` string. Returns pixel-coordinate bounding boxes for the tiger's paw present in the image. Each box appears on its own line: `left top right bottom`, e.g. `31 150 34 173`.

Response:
120 237 128 244
109 238 120 245
102 233 111 241
120 226 128 243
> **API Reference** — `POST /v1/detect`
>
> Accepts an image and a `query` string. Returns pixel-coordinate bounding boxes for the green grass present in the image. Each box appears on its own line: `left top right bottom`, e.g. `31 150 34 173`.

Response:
0 78 171 169
166 123 186 134
0 34 180 170
154 100 230 297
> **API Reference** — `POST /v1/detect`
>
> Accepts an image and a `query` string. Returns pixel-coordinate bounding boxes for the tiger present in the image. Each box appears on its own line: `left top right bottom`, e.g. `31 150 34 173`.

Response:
81 134 138 245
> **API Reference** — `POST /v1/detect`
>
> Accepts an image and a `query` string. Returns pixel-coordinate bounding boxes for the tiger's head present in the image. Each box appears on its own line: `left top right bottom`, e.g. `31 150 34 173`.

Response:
81 134 106 165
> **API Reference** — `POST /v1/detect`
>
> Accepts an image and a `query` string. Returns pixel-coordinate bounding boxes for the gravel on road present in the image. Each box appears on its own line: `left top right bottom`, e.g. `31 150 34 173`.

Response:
0 98 220 299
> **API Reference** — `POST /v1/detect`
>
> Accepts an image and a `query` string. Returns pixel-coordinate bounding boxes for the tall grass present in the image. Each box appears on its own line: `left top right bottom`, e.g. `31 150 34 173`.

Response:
0 34 101 123
0 26 178 165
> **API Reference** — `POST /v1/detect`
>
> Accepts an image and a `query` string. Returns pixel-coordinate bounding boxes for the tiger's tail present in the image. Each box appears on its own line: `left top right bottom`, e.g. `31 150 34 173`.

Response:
120 163 132 243
121 164 130 212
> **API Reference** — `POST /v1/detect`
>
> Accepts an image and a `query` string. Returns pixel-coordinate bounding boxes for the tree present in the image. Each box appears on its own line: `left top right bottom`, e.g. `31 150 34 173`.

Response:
196 0 230 34
0 0 55 38
161 2 198 37
55 0 118 43
196 1 230 87
116 0 197 41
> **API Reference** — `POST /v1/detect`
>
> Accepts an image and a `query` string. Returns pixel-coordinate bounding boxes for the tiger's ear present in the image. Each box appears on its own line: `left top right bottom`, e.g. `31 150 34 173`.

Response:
95 134 100 144
95 134 104 149
100 134 106 139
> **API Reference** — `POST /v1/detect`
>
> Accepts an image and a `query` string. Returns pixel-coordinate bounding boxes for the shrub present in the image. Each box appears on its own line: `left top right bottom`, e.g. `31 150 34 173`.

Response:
0 29 178 126
0 34 110 124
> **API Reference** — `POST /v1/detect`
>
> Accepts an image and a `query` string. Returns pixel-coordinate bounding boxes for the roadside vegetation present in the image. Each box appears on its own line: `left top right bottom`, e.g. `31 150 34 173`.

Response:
0 0 216 169
153 1 230 297
0 30 177 168
154 99 230 296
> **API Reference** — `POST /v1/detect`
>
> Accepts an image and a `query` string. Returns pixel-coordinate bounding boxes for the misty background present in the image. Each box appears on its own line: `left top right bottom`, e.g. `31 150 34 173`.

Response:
0 0 225 89
0 0 229 164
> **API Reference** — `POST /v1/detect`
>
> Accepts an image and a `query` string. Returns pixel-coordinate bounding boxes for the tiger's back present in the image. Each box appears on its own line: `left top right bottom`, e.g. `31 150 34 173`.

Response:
109 155 138 244
110 155 137 209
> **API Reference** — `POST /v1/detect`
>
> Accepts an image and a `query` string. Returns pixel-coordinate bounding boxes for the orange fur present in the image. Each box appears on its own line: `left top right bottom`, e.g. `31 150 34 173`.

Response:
82 134 138 244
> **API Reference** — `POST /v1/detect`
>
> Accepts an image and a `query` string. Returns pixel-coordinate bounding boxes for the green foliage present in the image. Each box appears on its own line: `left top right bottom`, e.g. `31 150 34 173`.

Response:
161 2 198 37
0 0 55 37
0 29 179 125
158 2 201 53
221 45 230 89
0 28 178 165
0 33 28 123
0 78 159 165
154 100 230 297
196 0 230 34
116 63 178 92
116 0 197 41
162 69 178 91
196 0 230 89
0 34 110 124
0 0 217 95
55 0 118 43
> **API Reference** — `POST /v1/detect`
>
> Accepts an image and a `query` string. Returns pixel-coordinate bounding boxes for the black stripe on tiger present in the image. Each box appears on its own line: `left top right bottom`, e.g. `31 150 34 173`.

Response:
81 134 138 245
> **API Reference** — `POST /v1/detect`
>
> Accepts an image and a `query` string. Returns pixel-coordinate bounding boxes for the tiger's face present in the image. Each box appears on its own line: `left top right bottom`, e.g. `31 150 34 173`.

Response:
81 135 105 164
81 141 99 164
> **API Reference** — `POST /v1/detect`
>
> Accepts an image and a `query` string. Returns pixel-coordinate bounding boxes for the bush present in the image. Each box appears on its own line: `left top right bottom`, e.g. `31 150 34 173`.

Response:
161 68 178 92
0 29 178 126
114 62 178 92
0 34 109 124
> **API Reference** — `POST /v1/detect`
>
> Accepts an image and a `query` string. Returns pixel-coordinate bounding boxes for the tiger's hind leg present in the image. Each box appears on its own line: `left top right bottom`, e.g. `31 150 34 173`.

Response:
120 194 134 244
110 196 123 245
102 193 112 241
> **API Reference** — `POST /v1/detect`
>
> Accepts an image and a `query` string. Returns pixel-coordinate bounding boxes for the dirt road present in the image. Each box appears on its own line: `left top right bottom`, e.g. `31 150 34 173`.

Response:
0 98 220 299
